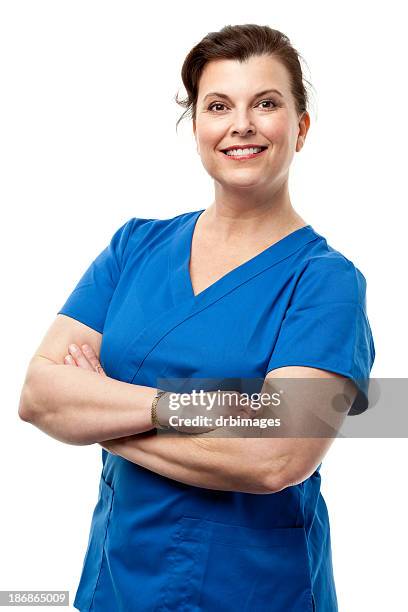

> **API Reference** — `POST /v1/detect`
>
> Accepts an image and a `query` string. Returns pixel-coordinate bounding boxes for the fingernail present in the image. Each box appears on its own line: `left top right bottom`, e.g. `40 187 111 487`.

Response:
69 344 78 352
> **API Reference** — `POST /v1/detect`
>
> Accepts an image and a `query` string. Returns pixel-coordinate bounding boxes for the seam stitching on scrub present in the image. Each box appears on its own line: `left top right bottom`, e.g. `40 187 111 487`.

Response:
155 521 199 612
87 487 114 611
351 296 360 383
118 217 139 274
100 218 140 334
345 260 361 382
295 481 305 527
266 302 367 377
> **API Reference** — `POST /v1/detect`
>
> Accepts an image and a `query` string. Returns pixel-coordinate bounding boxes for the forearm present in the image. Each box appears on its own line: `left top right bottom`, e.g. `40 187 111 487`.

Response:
19 360 156 445
101 431 287 494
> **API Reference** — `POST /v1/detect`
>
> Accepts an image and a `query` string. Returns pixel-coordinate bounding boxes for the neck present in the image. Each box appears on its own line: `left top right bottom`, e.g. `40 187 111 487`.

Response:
203 180 307 242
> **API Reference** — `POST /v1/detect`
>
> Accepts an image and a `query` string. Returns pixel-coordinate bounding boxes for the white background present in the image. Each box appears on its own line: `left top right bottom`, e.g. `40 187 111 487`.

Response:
1 1 406 610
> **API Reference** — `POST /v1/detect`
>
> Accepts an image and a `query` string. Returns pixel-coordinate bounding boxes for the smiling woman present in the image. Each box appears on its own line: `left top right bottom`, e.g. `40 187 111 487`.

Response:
19 23 375 612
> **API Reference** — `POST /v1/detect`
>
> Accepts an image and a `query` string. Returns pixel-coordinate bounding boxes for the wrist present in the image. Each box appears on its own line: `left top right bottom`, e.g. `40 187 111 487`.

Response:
151 390 172 430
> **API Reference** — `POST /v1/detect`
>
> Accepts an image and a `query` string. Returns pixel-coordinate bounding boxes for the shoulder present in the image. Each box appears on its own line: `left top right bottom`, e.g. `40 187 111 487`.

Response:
117 209 200 260
294 229 368 307
124 209 199 239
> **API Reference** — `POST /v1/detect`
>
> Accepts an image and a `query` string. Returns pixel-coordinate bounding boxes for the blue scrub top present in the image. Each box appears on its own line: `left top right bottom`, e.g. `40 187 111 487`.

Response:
58 209 375 612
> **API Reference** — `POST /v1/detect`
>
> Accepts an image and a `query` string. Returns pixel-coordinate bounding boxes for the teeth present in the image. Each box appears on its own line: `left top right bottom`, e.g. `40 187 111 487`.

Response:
225 147 264 156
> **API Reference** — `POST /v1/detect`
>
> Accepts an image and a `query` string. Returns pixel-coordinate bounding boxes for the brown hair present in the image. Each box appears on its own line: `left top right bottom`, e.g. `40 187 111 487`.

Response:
175 24 314 131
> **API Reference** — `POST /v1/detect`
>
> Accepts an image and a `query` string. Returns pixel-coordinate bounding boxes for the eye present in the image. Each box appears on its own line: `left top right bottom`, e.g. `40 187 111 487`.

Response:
207 102 228 112
257 99 278 110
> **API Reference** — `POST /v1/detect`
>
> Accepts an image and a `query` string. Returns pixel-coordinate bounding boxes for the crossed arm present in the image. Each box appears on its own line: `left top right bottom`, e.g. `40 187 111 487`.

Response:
18 316 350 494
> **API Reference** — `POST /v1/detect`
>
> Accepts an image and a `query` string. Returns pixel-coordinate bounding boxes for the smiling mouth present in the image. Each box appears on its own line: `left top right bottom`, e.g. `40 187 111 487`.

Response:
220 146 268 160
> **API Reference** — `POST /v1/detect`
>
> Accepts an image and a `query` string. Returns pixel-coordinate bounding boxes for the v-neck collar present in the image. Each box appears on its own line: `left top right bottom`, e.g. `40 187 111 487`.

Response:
169 208 321 305
116 211 322 382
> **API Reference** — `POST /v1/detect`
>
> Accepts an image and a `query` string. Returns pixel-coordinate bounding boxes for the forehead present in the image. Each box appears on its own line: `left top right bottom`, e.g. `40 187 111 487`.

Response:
197 55 291 99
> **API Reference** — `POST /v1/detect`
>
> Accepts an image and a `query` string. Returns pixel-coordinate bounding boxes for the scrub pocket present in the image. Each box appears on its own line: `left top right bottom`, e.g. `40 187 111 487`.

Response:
73 475 114 612
155 516 314 612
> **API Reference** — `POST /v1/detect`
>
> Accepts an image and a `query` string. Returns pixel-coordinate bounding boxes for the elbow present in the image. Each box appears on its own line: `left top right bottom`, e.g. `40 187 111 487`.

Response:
18 367 50 425
235 459 292 495
261 472 289 494
18 379 83 446
17 365 89 446
18 383 38 423
262 472 295 494
260 455 308 494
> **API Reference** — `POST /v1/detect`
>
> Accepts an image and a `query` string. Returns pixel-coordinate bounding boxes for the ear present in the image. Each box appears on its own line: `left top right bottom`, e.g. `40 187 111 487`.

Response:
296 111 310 153
193 119 199 154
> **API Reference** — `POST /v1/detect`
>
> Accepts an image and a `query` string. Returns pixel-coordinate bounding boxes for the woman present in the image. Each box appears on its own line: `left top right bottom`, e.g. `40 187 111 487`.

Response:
19 24 375 611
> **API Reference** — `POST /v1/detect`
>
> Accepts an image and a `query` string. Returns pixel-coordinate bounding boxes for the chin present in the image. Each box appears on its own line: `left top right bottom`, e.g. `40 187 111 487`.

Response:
217 178 264 191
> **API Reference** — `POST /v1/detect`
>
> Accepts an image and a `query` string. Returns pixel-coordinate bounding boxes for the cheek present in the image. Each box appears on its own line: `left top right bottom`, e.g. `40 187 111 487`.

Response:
258 116 289 143
196 120 225 149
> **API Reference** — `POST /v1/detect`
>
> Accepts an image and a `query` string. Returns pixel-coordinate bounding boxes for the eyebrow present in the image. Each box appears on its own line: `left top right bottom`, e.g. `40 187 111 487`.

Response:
202 88 284 103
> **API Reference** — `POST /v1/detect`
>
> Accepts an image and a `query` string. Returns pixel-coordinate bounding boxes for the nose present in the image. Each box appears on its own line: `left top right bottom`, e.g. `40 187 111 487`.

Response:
230 110 256 137
232 125 255 137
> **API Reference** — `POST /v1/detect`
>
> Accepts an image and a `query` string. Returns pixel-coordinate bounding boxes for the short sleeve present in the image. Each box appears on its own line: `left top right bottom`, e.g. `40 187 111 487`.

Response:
57 217 135 333
266 255 376 405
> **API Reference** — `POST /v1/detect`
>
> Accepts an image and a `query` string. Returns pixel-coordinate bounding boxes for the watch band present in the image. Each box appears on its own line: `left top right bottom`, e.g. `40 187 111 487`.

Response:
151 390 169 429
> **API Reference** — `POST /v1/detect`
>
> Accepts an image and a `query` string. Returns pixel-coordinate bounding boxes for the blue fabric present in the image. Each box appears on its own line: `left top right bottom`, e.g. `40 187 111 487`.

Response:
266 251 375 402
57 209 375 611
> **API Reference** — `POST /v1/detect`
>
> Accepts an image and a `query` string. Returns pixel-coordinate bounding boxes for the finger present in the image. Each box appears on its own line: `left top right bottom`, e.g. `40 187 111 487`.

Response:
81 344 107 376
64 354 77 366
68 344 94 371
